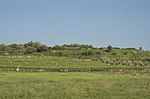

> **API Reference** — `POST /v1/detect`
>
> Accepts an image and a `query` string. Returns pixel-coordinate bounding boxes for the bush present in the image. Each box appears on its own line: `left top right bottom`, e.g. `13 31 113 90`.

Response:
81 50 94 56
25 46 37 54
37 45 48 52
91 58 99 61
95 51 102 55
138 61 143 66
134 61 138 66
111 52 117 55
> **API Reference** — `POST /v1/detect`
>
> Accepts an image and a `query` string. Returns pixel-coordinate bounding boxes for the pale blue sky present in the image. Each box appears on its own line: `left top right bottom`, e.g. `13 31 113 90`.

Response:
0 0 150 49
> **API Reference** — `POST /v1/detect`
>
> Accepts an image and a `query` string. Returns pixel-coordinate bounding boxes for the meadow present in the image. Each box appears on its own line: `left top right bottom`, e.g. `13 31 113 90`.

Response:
0 72 150 99
0 53 149 98
0 55 149 74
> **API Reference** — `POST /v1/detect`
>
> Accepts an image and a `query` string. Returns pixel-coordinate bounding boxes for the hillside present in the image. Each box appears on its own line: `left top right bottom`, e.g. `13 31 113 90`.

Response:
0 42 150 72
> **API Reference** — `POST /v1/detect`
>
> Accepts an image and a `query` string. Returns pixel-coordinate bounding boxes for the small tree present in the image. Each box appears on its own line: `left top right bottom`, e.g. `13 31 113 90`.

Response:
37 45 48 52
107 45 113 52
25 46 37 54
139 47 142 51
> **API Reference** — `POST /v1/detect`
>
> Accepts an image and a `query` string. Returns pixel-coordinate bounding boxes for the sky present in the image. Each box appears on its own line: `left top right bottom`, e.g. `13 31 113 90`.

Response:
0 0 150 50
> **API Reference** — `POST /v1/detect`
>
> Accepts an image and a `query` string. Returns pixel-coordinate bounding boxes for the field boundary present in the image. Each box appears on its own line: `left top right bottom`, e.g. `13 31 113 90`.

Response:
0 67 150 73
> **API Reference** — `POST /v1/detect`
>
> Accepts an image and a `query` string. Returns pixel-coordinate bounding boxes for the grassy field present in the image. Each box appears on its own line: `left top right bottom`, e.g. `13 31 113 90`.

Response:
0 49 149 99
0 55 149 69
0 72 150 99
0 55 106 68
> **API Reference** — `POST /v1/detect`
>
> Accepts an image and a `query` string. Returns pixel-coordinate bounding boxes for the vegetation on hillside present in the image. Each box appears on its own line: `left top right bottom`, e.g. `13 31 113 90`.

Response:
0 41 150 68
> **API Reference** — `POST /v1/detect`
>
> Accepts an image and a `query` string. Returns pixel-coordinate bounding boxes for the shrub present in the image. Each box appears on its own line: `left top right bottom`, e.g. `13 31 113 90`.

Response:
105 58 110 64
37 45 48 52
25 46 37 54
138 61 143 66
95 51 102 55
111 52 117 55
144 62 149 66
122 61 126 66
134 61 138 66
81 50 94 56
91 58 99 61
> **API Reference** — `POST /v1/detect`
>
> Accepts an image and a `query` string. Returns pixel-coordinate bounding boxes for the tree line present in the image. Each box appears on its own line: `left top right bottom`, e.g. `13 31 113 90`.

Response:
0 41 98 54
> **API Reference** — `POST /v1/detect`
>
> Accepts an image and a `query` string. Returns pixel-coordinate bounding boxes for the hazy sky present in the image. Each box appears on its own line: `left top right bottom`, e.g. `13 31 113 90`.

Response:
0 0 150 49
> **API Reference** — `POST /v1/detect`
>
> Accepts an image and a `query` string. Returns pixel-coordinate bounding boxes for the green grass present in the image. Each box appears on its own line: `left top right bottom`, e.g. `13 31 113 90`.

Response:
0 56 103 68
0 55 149 74
0 52 149 99
0 72 150 99
0 55 149 69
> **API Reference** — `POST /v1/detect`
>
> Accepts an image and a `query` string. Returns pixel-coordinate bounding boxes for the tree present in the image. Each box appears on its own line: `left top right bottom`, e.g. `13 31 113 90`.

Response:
0 44 10 52
107 45 113 52
139 47 142 51
37 45 48 52
24 41 41 48
53 45 64 50
10 44 25 52
0 44 5 51
25 46 37 54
